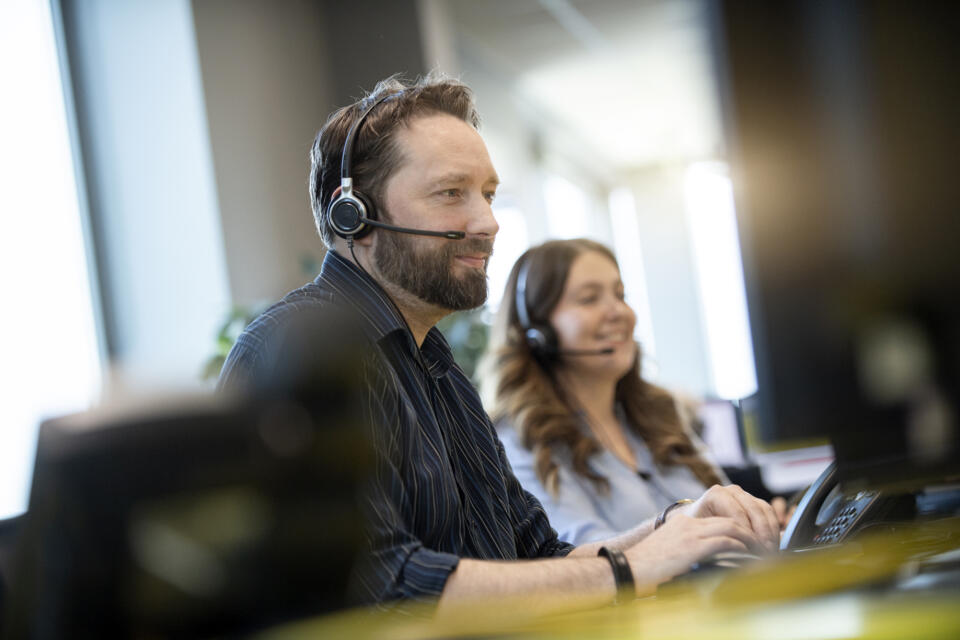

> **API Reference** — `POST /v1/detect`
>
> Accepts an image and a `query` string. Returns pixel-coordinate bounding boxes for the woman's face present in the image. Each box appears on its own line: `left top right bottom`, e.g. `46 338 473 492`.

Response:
548 250 637 378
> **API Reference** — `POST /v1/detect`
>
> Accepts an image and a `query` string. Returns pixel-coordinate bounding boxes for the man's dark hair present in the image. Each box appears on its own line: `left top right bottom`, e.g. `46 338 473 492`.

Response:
309 73 481 248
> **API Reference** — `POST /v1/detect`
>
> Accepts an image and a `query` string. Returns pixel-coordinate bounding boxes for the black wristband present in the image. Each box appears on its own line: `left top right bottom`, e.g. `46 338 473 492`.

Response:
598 546 635 605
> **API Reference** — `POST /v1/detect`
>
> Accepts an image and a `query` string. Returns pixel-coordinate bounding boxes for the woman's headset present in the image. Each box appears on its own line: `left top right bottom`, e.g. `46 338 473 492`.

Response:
514 253 614 360
515 254 558 358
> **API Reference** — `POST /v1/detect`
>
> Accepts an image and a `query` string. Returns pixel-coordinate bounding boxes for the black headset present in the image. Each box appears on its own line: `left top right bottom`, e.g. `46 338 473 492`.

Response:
515 253 615 359
326 92 465 241
515 254 558 357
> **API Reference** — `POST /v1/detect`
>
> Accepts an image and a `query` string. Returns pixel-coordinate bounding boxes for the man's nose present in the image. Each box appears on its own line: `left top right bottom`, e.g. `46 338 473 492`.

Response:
466 196 499 238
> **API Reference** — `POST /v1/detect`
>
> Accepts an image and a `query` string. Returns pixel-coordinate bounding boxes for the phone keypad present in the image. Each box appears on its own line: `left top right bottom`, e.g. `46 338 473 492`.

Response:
812 492 879 545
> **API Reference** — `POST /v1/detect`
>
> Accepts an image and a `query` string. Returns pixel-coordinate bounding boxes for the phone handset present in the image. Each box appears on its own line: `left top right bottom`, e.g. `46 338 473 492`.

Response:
781 462 838 550
781 462 906 551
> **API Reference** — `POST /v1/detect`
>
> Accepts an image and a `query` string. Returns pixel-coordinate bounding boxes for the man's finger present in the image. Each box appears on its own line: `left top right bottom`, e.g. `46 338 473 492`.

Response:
703 486 752 531
697 516 766 555
726 486 780 551
771 497 789 529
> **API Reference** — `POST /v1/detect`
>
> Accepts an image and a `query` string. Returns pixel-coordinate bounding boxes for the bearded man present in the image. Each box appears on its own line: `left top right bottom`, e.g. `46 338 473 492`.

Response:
218 74 781 617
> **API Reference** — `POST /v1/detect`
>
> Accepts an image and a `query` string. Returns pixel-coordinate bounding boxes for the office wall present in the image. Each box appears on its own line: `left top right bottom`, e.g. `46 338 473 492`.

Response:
191 0 334 306
320 0 427 104
191 0 428 307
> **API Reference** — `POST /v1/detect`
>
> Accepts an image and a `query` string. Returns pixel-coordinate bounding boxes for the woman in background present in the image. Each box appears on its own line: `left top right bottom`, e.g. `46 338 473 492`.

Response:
485 238 727 545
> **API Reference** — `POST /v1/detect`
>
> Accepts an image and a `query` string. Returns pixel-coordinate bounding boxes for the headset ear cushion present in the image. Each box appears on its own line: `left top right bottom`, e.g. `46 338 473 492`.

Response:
328 190 376 239
525 325 557 357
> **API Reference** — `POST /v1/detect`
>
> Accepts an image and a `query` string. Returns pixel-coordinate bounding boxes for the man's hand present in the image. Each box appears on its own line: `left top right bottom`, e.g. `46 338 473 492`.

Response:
624 513 761 593
672 485 781 551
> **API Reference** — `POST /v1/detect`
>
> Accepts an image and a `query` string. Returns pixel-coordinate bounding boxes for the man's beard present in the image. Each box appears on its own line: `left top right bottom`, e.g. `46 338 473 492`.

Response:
373 230 492 311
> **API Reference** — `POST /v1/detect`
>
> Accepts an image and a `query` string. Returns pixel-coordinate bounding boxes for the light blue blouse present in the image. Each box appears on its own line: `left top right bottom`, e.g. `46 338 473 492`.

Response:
497 415 715 546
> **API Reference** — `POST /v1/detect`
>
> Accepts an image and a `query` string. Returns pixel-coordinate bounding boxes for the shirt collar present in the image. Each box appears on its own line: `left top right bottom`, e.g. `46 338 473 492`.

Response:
318 250 407 340
317 250 455 378
421 329 455 378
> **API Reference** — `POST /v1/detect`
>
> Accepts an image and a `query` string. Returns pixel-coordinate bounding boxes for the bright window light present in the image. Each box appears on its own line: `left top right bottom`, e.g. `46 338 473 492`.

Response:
0 0 103 518
544 173 591 239
684 162 757 400
608 187 659 377
485 205 529 312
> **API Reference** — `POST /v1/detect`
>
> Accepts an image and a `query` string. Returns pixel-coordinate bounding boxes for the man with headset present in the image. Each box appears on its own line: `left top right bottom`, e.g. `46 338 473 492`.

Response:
219 73 780 617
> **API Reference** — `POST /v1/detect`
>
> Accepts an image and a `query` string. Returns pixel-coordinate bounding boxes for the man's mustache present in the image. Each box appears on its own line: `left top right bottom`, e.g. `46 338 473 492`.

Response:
452 238 494 258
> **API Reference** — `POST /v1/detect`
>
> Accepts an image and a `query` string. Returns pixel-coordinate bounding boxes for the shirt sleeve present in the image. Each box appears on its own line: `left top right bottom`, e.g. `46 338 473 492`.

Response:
216 332 260 394
349 354 461 608
214 301 307 395
497 423 618 546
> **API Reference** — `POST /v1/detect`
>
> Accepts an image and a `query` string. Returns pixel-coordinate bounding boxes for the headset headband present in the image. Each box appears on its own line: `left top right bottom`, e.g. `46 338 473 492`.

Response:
340 92 399 184
515 256 533 331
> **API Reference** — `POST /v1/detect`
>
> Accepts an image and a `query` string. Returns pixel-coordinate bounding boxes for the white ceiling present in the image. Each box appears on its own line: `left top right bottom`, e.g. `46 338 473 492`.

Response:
446 0 723 171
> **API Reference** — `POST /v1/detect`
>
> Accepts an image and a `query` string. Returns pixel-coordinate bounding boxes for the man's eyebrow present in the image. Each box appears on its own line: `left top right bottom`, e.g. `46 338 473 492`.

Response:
427 173 470 188
427 173 501 188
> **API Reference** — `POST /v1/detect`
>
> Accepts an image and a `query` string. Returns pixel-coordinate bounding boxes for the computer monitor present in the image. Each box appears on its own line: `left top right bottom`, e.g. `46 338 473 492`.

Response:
4 311 376 638
3 393 372 639
709 1 960 488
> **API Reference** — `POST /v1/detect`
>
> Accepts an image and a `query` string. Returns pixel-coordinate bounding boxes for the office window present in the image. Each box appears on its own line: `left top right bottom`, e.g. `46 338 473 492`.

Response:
0 0 103 518
684 162 757 400
544 173 591 240
485 205 529 312
608 187 659 378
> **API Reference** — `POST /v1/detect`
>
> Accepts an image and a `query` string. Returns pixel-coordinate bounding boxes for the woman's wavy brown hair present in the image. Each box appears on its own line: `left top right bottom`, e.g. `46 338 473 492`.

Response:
485 239 723 496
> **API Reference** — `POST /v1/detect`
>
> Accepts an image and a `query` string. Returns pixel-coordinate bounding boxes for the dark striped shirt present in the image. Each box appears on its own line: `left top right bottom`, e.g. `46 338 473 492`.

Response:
219 250 572 606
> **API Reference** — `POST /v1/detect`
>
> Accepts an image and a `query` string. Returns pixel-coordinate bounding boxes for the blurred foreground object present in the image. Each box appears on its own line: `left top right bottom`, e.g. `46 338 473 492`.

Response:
711 0 960 488
4 315 374 638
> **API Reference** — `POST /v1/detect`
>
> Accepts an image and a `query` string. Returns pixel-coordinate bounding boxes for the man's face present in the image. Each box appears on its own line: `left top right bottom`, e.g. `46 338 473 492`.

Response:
373 114 500 311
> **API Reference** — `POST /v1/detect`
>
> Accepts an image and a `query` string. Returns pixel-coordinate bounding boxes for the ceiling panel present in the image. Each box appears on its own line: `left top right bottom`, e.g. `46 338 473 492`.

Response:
446 0 722 170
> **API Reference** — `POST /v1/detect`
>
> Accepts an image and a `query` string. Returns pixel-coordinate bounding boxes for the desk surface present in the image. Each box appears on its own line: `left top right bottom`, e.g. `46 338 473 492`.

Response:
257 518 960 640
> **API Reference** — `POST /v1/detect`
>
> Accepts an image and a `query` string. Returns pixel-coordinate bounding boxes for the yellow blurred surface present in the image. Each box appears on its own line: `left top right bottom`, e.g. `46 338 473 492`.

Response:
257 518 960 640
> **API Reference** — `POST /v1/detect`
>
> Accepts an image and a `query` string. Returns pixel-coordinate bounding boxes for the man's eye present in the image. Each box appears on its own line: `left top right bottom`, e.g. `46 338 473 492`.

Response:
578 296 598 305
440 189 461 198
484 191 497 204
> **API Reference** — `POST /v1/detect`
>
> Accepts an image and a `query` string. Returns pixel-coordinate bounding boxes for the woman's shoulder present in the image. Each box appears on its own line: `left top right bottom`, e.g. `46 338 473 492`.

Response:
496 422 595 496
494 416 577 469
494 416 530 459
